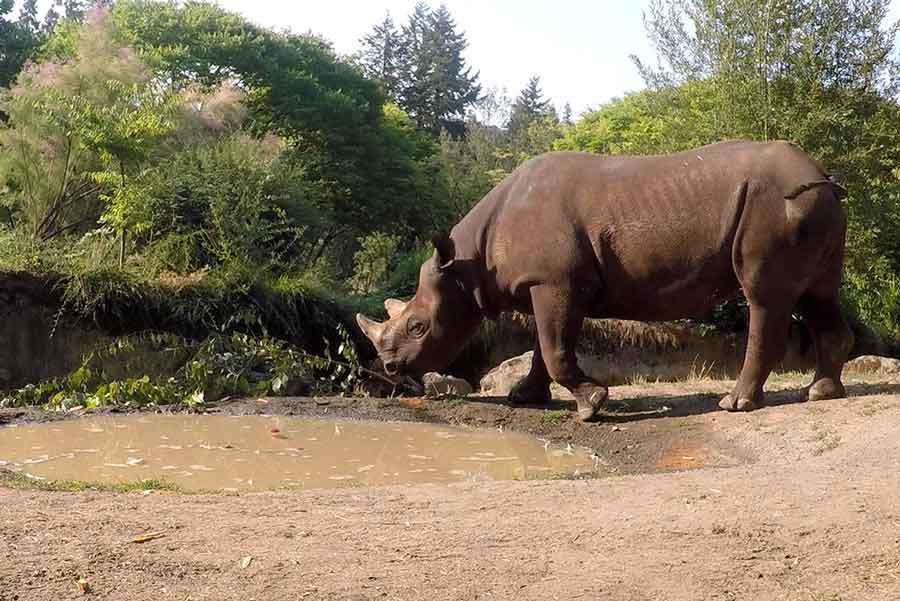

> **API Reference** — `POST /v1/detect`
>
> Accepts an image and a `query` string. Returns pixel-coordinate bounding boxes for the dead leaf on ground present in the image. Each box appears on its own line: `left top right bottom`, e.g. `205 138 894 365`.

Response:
400 398 426 409
129 531 166 544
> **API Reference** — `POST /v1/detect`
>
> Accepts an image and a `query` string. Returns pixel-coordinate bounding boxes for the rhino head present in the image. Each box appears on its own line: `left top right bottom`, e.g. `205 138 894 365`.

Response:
356 233 483 376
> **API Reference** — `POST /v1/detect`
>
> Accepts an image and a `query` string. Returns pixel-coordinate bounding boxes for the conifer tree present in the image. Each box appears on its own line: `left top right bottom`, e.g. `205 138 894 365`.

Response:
508 76 554 134
395 2 480 134
358 13 403 101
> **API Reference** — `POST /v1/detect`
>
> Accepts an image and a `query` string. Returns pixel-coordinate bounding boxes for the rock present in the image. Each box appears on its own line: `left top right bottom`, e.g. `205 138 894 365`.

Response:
843 355 900 375
478 351 628 400
422 373 474 398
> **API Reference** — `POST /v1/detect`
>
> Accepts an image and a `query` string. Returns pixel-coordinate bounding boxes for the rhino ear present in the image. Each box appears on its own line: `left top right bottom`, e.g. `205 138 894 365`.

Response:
384 298 407 319
431 232 456 271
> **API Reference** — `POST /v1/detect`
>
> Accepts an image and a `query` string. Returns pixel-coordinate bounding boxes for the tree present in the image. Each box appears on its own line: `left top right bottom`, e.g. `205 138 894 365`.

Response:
358 13 404 101
0 8 177 244
0 0 43 90
18 0 40 34
395 3 433 128
107 0 452 274
55 0 87 22
632 0 900 141
439 121 510 218
508 76 554 135
396 3 481 134
561 102 573 126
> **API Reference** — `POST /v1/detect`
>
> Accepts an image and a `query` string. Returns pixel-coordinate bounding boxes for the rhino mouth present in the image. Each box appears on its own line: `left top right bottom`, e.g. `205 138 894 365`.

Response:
383 360 403 376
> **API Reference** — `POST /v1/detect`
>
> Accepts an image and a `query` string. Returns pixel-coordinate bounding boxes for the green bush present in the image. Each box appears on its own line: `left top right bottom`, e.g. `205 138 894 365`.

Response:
349 232 401 295
1 329 363 411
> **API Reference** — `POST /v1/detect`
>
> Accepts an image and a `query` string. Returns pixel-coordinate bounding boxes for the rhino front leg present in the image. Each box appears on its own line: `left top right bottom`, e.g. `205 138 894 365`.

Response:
530 284 607 422
508 340 552 406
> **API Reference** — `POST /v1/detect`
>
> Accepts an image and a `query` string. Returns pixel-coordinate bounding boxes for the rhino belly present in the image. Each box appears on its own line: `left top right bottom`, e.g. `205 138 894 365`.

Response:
591 221 740 321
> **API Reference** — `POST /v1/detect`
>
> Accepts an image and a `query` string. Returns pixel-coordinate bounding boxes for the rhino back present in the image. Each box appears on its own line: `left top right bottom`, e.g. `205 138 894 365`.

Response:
462 140 838 320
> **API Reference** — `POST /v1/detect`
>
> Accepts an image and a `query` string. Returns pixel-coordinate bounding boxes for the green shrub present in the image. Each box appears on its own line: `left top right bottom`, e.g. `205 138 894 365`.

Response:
1 328 363 411
349 232 401 295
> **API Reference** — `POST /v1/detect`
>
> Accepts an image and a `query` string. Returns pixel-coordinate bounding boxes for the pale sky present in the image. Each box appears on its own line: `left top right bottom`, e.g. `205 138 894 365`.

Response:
213 0 657 116
12 1 900 117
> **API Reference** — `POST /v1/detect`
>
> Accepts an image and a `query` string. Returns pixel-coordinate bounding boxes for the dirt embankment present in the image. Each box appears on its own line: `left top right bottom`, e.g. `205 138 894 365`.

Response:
0 272 109 390
3 374 900 601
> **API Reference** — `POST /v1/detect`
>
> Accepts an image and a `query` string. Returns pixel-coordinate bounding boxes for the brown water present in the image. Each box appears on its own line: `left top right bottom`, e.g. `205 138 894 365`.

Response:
0 415 599 491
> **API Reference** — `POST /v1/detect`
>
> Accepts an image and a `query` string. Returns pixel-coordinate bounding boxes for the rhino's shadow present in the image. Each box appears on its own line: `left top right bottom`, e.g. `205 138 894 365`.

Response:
472 382 900 424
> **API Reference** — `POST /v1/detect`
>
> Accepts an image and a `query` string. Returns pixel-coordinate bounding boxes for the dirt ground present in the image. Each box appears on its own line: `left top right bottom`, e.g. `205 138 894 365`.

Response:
2 374 900 600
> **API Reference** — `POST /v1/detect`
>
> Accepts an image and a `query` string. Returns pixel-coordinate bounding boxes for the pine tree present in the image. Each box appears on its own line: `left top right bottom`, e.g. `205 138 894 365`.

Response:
508 76 554 134
561 102 574 126
396 2 480 134
358 13 403 101
397 2 435 128
42 6 60 33
424 5 480 133
57 0 86 22
18 0 40 34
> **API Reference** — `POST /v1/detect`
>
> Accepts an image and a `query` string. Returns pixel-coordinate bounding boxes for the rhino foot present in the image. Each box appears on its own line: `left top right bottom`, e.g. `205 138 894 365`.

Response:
508 377 552 407
718 394 760 412
807 378 847 402
575 385 607 422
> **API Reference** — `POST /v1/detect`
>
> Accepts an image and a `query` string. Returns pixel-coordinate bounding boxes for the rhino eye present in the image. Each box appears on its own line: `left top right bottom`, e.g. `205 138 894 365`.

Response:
407 318 429 338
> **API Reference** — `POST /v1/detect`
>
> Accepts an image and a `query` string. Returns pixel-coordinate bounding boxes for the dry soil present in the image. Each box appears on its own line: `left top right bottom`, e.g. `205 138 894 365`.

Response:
2 375 900 600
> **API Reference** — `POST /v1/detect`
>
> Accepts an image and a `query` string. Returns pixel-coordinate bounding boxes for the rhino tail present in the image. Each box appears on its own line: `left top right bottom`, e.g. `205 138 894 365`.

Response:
784 177 848 201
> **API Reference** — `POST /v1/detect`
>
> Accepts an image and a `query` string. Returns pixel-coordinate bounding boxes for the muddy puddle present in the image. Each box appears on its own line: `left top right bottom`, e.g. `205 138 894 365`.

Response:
0 415 599 491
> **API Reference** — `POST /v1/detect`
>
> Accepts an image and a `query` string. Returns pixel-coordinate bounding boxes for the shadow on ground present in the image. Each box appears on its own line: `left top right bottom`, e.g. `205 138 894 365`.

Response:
473 381 900 423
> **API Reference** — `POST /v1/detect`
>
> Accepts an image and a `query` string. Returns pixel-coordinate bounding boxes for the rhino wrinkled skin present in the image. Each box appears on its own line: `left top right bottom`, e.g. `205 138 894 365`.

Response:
357 140 854 422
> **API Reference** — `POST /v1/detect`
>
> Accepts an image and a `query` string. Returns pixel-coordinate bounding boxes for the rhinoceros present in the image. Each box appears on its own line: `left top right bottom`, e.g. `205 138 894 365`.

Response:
356 140 854 421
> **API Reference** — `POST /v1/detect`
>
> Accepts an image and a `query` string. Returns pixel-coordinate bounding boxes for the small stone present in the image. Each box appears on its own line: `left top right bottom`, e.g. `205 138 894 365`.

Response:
422 373 473 398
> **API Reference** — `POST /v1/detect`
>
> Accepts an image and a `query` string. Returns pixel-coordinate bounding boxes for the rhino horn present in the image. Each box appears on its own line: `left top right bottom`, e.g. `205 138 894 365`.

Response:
384 298 407 318
356 314 385 345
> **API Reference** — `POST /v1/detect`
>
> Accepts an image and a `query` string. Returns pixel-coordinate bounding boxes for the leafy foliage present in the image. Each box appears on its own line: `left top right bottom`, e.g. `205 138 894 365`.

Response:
439 85 566 218
350 232 401 295
1 328 364 410
108 0 451 273
0 0 44 90
0 8 179 243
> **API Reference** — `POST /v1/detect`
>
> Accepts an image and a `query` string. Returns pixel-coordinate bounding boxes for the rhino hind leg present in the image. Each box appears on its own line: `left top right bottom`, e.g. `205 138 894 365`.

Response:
530 284 607 422
720 300 794 412
797 289 853 403
508 342 552 406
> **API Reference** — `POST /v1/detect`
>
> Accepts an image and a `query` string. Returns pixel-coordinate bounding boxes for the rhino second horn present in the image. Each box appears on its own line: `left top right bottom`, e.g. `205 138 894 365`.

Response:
384 298 407 318
356 314 385 343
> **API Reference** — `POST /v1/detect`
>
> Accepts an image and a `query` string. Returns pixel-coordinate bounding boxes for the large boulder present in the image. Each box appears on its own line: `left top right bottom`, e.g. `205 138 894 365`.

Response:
478 351 632 399
843 355 900 375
